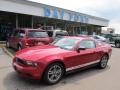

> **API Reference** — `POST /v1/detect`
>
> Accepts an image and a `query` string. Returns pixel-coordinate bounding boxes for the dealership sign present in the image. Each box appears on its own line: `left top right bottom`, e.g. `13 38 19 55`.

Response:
44 7 89 23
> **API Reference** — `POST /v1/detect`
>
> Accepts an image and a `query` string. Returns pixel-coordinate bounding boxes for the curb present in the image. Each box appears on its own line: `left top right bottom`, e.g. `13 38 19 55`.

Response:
2 47 14 58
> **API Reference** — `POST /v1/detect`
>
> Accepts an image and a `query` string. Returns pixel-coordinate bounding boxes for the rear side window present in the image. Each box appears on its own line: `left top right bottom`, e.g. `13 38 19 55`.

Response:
94 36 99 39
28 31 48 38
79 40 96 49
47 31 53 37
13 30 19 37
13 30 25 38
56 31 68 37
96 41 103 46
18 30 25 38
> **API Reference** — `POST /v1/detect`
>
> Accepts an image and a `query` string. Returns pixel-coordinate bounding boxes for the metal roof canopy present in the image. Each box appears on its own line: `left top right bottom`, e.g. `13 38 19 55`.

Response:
0 0 109 27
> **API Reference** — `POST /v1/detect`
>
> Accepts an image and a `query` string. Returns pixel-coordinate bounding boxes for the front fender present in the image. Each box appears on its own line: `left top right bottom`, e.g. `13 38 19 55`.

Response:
45 55 64 65
38 55 65 70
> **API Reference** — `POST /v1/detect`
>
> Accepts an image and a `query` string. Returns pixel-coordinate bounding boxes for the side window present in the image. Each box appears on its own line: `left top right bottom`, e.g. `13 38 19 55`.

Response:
79 40 96 49
94 36 99 39
47 31 53 37
96 41 103 46
18 30 25 38
13 30 19 37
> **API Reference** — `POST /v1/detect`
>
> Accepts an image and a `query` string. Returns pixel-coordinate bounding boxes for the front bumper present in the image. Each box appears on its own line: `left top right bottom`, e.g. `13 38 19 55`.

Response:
13 62 43 80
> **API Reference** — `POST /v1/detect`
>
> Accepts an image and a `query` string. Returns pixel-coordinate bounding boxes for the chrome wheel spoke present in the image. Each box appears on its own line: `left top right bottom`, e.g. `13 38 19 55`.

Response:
101 56 108 67
48 64 62 82
48 70 54 75
56 69 61 74
51 75 55 80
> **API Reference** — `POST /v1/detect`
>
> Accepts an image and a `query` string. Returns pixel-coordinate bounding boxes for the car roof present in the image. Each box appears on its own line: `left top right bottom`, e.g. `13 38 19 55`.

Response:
15 28 46 31
47 30 67 32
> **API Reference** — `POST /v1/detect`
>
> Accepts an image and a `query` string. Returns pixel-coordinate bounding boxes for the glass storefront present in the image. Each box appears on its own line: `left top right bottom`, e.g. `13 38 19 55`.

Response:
0 11 16 41
18 14 32 28
0 11 102 41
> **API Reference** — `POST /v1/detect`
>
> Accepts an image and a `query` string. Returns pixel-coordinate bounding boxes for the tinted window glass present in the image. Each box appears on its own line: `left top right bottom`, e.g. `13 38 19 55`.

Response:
47 31 53 37
18 30 25 38
28 31 48 38
96 41 103 46
56 31 68 37
13 30 19 37
94 36 99 39
79 40 96 49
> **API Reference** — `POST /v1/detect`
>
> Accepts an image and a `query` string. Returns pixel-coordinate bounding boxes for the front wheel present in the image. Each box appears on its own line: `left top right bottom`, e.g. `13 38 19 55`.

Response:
98 55 108 69
43 63 64 85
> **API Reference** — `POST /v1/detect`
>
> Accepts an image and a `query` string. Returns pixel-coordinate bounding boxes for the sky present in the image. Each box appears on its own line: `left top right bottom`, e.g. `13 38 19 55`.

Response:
29 0 120 33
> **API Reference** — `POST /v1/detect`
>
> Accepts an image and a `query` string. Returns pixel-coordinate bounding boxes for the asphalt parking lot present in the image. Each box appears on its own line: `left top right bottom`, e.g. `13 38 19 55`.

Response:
0 47 120 90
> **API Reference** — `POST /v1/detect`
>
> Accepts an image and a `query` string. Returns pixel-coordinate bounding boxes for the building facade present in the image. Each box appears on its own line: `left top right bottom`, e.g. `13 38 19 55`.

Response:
0 0 109 41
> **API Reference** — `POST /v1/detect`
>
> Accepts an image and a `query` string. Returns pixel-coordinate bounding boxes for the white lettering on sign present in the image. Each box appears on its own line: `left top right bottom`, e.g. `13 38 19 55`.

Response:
44 7 89 23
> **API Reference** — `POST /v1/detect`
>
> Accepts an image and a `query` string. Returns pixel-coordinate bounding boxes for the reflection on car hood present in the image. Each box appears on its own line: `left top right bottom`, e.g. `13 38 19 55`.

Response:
15 45 69 61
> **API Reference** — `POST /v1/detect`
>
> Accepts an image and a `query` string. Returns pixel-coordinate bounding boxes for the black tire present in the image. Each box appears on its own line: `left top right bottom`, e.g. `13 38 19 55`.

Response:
17 45 22 51
43 63 64 85
98 55 108 69
115 42 120 48
6 41 10 48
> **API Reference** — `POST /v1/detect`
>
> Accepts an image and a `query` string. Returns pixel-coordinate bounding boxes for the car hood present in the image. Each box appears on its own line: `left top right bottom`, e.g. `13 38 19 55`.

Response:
15 45 69 61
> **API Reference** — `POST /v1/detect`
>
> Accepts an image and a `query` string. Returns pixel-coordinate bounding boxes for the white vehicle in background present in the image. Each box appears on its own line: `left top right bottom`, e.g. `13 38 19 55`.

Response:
47 30 69 39
92 35 109 43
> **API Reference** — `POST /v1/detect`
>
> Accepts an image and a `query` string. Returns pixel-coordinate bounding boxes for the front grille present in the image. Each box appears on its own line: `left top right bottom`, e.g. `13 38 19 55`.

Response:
16 58 26 66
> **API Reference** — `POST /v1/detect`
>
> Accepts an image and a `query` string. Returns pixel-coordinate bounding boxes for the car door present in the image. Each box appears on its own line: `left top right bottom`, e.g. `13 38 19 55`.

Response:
76 40 99 64
14 30 26 49
65 40 99 71
12 30 20 49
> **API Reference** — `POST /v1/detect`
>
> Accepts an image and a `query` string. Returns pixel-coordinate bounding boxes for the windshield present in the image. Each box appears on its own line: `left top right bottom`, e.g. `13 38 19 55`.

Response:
51 38 79 50
97 35 106 40
28 31 48 38
94 35 106 40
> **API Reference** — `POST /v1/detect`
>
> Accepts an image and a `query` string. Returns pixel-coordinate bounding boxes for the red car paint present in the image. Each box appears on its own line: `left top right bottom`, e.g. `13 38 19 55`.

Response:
13 37 112 80
7 28 53 50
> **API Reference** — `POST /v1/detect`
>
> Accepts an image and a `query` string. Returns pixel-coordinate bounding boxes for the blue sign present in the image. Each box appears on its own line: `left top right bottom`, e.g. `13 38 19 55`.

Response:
44 6 89 23
60 11 64 19
69 13 74 21
44 7 51 17
53 9 58 18
74 15 79 21
79 15 84 22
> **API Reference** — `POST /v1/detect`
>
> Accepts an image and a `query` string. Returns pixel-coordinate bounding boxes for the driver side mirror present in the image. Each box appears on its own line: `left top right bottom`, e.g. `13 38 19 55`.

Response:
77 46 86 53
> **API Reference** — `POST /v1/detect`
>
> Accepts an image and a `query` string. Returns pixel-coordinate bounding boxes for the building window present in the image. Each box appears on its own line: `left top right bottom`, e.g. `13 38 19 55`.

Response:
18 14 32 28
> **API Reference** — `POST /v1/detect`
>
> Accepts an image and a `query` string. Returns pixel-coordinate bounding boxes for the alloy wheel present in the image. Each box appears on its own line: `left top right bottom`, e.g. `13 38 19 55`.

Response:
47 65 62 83
100 55 108 69
43 63 64 84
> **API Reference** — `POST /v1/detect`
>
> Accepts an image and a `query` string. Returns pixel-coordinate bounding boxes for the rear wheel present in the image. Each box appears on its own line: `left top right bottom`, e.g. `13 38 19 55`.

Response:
98 55 108 69
43 63 64 85
115 42 120 48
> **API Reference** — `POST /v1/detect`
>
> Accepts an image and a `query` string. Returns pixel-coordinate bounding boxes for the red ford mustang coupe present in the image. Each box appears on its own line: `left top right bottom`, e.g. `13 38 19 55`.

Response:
13 36 112 84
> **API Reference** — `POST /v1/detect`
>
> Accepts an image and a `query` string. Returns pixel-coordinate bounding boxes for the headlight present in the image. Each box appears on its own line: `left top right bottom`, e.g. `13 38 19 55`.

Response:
26 61 38 67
